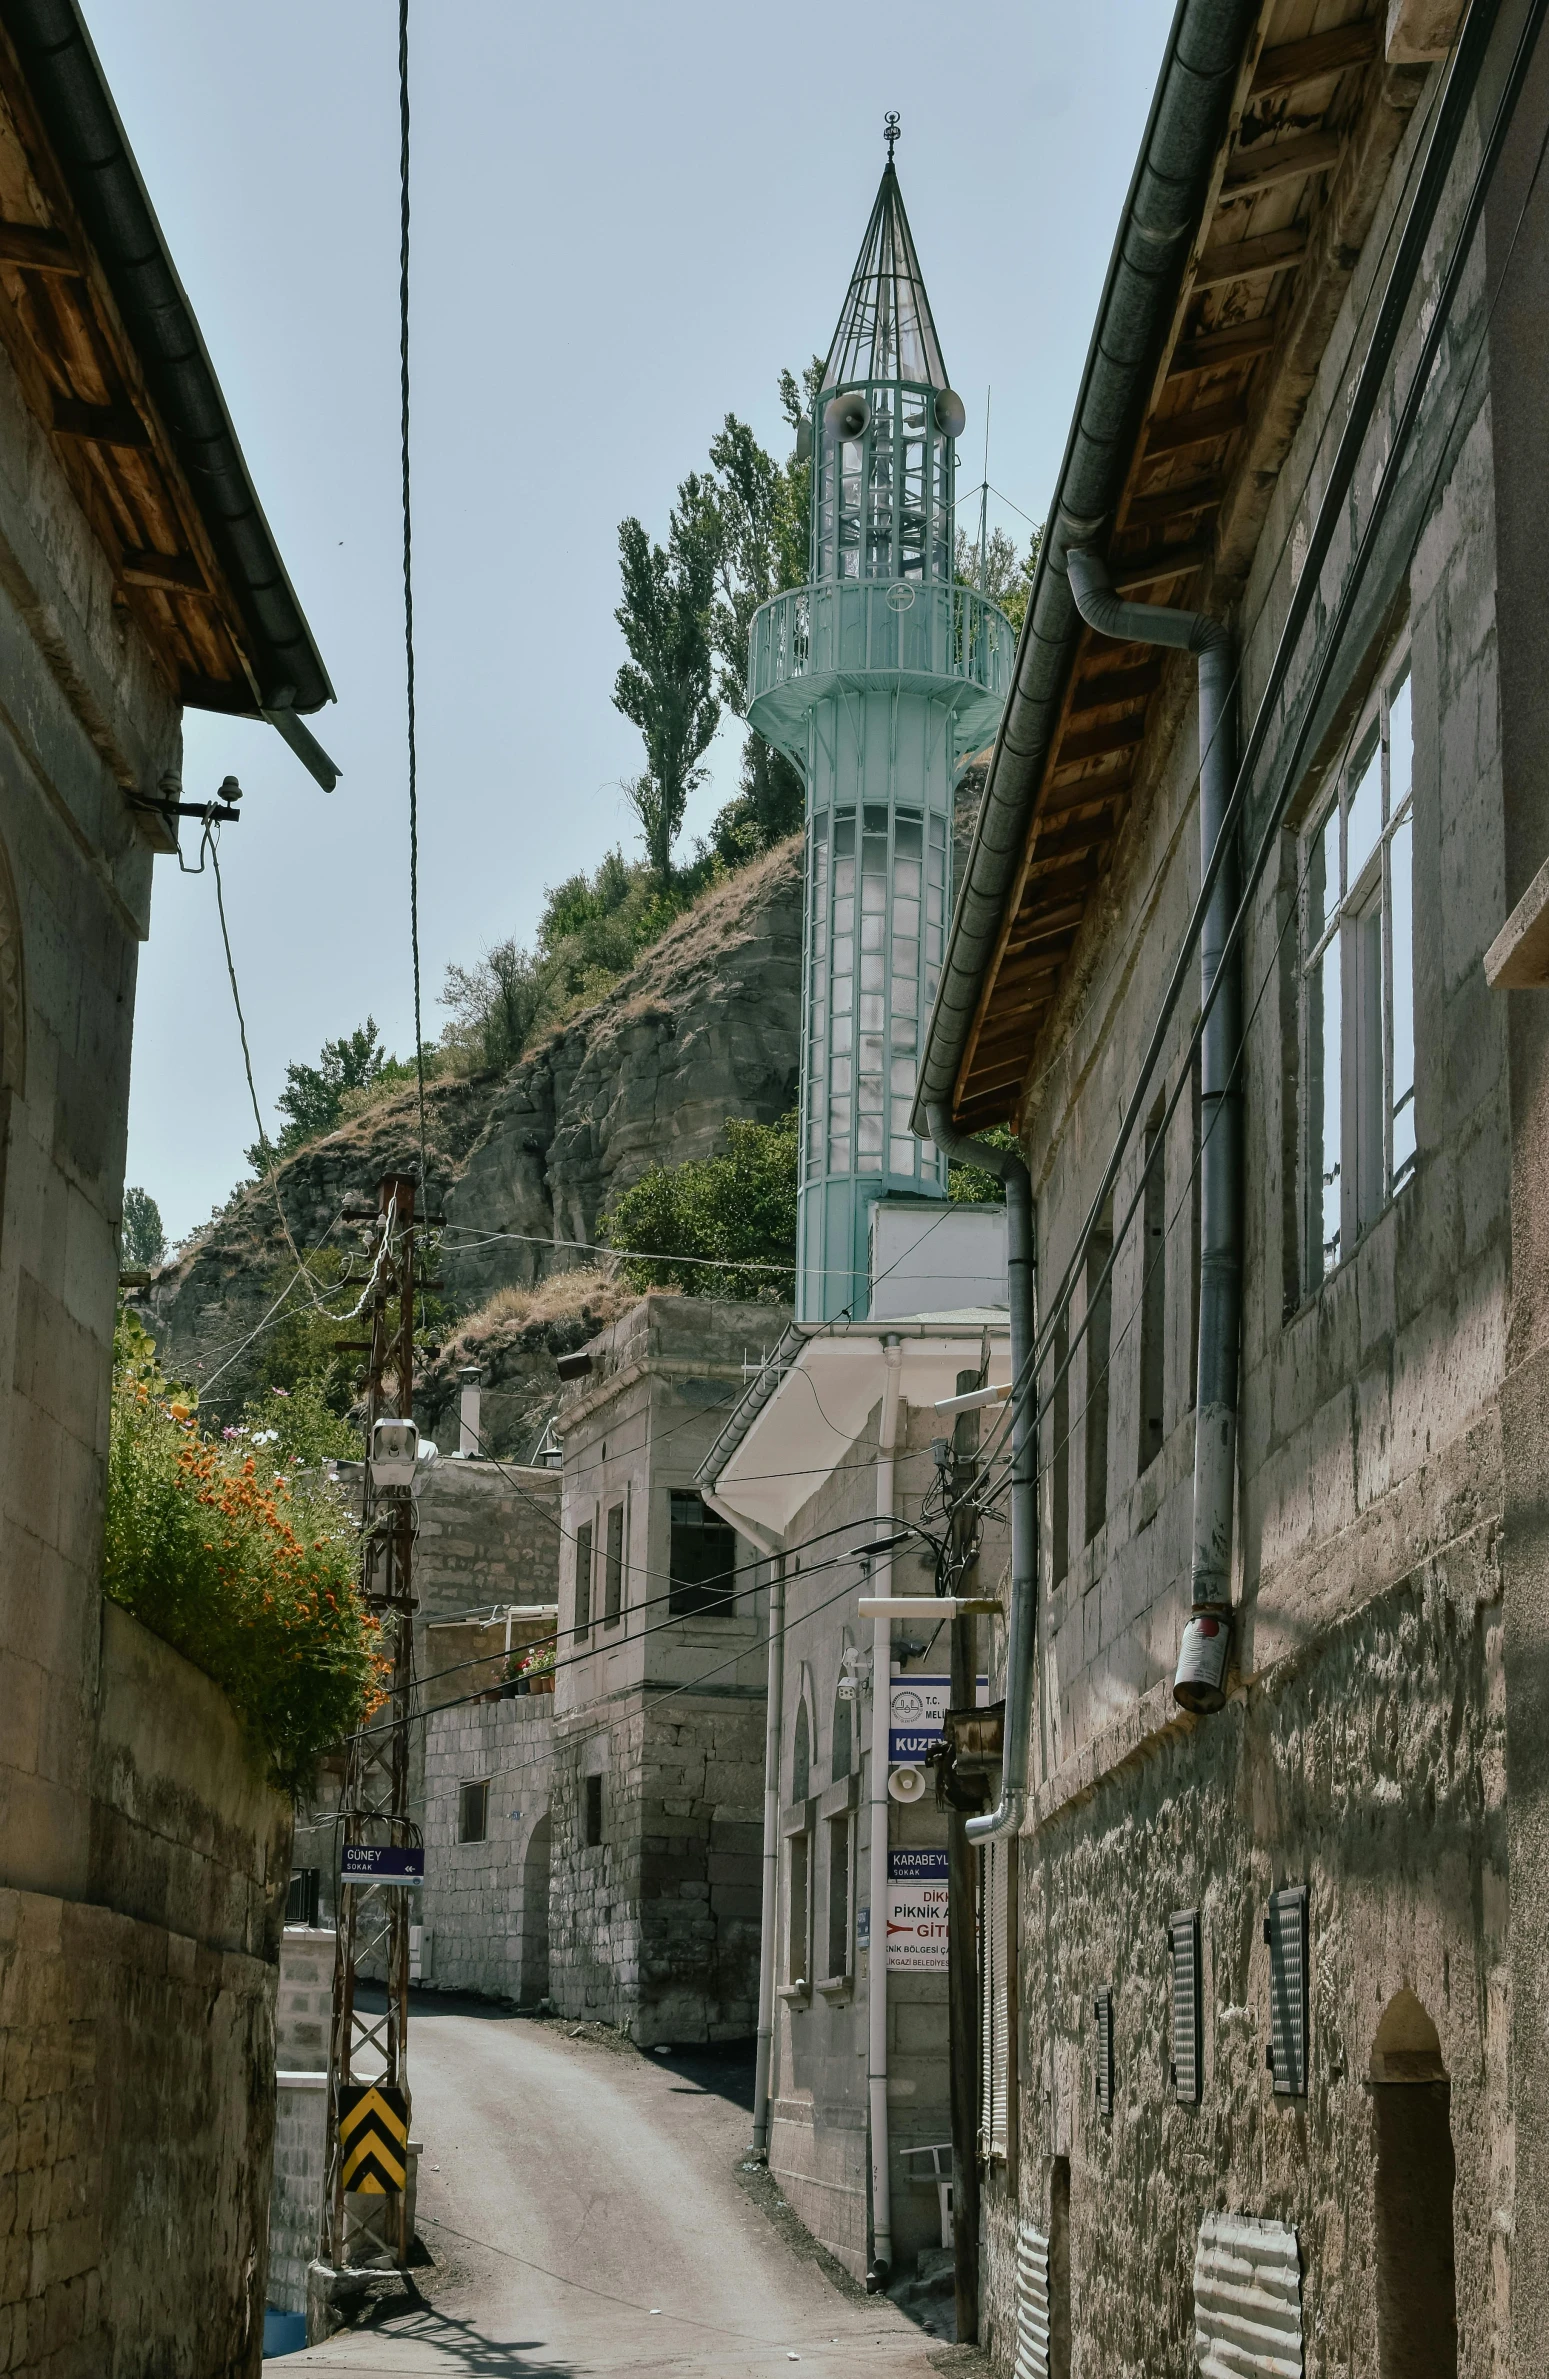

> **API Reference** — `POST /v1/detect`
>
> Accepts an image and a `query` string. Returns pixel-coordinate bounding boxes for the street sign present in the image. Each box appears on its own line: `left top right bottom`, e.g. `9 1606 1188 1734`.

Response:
338 2083 409 2196
889 1674 989 1764
339 1844 424 1885
887 1847 949 1971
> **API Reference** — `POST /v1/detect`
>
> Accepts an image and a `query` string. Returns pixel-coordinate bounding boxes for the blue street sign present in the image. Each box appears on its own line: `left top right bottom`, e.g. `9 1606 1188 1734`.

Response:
340 1844 424 1885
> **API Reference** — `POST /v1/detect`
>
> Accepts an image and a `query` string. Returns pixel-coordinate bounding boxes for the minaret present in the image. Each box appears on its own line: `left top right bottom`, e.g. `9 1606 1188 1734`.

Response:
748 120 1013 1322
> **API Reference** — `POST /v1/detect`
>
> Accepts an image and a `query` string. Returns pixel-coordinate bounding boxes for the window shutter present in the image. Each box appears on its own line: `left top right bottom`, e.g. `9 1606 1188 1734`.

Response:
979 1840 994 2157
1015 2217 1051 2379
989 1838 1010 2158
1193 2212 1302 2375
1266 1886 1309 2096
1093 1985 1114 2118
1170 1909 1202 2104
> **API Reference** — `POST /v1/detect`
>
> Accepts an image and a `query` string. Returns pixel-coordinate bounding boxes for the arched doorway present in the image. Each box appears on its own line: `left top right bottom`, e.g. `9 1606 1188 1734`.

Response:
521 1812 551 2005
1371 1989 1457 2379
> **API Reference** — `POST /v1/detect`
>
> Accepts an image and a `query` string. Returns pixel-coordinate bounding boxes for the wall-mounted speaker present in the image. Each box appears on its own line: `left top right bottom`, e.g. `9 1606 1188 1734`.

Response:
824 390 871 443
934 388 967 439
887 1763 928 1804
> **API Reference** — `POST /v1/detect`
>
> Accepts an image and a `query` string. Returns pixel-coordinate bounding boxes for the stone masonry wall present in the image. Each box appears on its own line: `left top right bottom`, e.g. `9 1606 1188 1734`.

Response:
266 1931 333 2319
420 1697 556 2002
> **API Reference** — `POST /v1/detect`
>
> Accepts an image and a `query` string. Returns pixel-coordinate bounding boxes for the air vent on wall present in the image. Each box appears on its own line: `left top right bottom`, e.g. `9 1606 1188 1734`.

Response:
1170 1909 1202 2104
1266 1885 1309 2097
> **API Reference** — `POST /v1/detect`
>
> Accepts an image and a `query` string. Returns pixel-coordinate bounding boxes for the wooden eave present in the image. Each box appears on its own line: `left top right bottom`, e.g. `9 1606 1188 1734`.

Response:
951 0 1427 1135
0 25 264 715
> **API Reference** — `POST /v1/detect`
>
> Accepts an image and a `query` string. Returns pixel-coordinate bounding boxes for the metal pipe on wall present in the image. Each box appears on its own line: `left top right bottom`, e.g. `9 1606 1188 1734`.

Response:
866 1337 903 2287
750 1554 786 2160
1065 550 1241 1711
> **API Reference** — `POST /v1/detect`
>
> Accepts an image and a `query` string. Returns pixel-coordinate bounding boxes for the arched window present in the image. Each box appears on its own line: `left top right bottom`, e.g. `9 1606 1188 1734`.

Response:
1371 1989 1457 2379
792 1699 811 1801
831 1670 852 1780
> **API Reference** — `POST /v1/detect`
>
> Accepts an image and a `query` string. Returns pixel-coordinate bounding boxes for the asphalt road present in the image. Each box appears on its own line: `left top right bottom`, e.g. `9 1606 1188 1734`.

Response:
281 2003 969 2379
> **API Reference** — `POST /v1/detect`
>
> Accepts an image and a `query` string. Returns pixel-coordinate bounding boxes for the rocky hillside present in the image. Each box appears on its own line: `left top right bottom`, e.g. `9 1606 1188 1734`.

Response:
147 835 803 1437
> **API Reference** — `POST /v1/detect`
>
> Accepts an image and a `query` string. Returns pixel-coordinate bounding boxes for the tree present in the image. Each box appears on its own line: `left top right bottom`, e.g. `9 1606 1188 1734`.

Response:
704 363 822 863
613 473 722 883
247 1018 386 1170
955 522 1043 634
599 1112 798 1301
121 1185 166 1270
442 941 542 1076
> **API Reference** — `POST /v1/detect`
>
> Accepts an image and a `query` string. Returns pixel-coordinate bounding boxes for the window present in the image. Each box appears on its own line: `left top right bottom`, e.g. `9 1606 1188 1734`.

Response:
831 1674 852 1780
1301 654 1415 1286
825 1813 852 1980
786 1829 811 1987
1170 1908 1202 2104
1266 1884 1309 2097
584 1772 603 1848
285 1867 320 1927
668 1490 737 1616
572 1519 593 1640
1084 1203 1114 1545
791 1699 811 1800
1050 1313 1070 1586
1138 1105 1166 1474
1093 1985 1114 2118
458 1781 488 1844
603 1501 625 1627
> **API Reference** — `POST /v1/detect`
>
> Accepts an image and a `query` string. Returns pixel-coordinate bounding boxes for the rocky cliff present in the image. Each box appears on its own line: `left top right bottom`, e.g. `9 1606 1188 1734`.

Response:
147 835 803 1433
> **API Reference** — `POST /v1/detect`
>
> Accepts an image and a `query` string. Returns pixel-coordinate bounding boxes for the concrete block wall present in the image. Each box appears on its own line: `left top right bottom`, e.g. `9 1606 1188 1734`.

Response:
267 2081 327 2317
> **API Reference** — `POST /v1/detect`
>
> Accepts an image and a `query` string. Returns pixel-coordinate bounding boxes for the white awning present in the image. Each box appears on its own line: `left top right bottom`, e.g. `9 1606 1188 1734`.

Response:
708 1314 1009 1546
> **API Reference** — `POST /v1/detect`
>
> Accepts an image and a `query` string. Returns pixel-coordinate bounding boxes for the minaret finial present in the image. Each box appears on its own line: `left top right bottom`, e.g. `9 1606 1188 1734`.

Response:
884 111 900 165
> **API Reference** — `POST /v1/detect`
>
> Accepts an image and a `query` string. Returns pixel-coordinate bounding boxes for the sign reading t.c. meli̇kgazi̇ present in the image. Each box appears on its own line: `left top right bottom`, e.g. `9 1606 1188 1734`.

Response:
886 1847 949 1971
340 1844 425 1885
888 1674 990 1763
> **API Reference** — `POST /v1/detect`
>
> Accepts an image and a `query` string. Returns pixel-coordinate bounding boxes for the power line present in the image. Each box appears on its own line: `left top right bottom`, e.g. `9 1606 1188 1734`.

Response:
399 0 428 1191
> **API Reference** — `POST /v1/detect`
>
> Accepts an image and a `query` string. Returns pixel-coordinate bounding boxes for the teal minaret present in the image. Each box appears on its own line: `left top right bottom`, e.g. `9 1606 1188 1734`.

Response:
747 128 1014 1321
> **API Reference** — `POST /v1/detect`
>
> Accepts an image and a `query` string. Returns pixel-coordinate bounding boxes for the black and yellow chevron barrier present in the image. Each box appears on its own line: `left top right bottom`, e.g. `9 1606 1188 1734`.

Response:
338 2083 409 2195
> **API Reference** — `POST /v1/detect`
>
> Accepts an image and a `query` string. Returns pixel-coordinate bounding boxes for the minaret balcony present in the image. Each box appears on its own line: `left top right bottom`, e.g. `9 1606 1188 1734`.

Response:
747 579 1014 762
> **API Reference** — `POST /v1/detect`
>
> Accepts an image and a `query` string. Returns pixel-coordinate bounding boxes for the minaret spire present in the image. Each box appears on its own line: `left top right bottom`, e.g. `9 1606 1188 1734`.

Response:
884 109 900 163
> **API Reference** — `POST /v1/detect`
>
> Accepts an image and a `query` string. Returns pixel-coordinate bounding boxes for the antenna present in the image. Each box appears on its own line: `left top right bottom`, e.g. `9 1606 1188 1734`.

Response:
884 110 901 163
978 388 992 599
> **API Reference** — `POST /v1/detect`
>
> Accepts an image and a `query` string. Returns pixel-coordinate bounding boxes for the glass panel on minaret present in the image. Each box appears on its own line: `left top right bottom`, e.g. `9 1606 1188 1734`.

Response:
744 130 1014 1319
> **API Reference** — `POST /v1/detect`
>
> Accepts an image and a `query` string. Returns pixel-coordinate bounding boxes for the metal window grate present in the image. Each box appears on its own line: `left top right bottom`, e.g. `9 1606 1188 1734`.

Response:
1266 1885 1309 2096
1015 2219 1051 2379
1093 1985 1114 2117
1170 1909 1202 2104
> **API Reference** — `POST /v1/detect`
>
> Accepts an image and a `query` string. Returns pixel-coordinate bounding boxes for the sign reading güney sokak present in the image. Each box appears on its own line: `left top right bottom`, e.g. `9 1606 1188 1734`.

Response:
340 1844 425 1885
887 1847 949 1971
888 1673 990 1763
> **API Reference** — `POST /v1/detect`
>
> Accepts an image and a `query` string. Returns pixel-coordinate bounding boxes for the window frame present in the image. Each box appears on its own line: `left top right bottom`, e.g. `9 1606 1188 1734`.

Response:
572 1516 593 1641
667 1488 739 1618
824 1810 853 1984
1298 642 1416 1291
584 1770 604 1849
603 1499 625 1629
457 1779 489 1845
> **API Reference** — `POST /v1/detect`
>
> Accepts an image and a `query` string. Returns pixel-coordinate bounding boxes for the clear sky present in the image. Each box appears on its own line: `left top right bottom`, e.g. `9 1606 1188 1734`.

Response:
100 0 1176 1244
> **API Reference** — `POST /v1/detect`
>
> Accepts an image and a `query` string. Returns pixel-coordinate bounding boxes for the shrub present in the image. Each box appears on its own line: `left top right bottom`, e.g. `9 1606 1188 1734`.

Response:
599 1112 798 1301
103 1314 382 1789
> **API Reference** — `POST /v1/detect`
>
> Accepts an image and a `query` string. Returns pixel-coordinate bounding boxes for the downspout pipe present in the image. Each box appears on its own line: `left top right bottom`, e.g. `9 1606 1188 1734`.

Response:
1066 550 1240 1712
866 1337 904 2289
924 1112 1035 1844
750 1554 785 2161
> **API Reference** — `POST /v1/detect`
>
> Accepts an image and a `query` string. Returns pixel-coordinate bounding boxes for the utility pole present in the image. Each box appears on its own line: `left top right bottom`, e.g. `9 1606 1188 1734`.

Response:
946 1367 983 2345
314 1171 423 2323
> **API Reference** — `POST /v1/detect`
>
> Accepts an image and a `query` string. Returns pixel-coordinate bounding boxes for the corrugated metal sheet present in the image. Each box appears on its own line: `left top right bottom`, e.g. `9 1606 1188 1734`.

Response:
1094 1985 1114 2118
1266 1887 1309 2097
1193 2212 1303 2378
1015 2217 1051 2379
1171 1909 1202 2103
979 1838 1010 2158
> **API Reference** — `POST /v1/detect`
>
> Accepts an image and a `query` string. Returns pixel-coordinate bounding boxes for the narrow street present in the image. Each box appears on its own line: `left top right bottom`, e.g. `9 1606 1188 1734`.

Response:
286 2004 974 2378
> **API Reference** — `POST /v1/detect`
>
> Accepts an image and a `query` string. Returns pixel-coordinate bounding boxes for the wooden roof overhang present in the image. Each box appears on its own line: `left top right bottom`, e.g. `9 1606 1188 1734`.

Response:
0 1 332 745
949 2 1427 1133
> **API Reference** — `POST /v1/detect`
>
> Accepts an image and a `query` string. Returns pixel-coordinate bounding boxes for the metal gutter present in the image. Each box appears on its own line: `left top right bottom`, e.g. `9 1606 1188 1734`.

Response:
912 0 1259 1133
2 0 335 724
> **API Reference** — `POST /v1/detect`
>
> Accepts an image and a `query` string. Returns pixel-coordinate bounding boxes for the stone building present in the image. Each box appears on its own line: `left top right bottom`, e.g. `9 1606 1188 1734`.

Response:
0 8 334 2370
549 1292 789 2042
910 1 1549 2371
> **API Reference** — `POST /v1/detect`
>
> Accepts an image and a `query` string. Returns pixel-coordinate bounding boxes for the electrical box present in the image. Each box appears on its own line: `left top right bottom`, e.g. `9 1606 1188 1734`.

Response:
370 1417 419 1488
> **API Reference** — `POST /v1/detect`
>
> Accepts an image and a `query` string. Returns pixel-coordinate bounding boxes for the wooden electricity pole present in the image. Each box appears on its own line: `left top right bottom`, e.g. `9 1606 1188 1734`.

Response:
317 1171 423 2306
947 1368 983 2345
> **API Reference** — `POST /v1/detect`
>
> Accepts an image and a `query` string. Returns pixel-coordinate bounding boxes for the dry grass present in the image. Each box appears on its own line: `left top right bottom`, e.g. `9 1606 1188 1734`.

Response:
443 1264 642 1355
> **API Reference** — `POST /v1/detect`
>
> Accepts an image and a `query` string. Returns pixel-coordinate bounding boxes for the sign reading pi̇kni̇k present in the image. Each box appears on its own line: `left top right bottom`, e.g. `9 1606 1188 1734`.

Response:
886 1846 949 1971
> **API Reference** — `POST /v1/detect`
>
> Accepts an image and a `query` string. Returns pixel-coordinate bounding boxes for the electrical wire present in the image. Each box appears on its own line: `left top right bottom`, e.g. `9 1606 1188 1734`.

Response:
399 0 428 1193
207 823 304 1274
